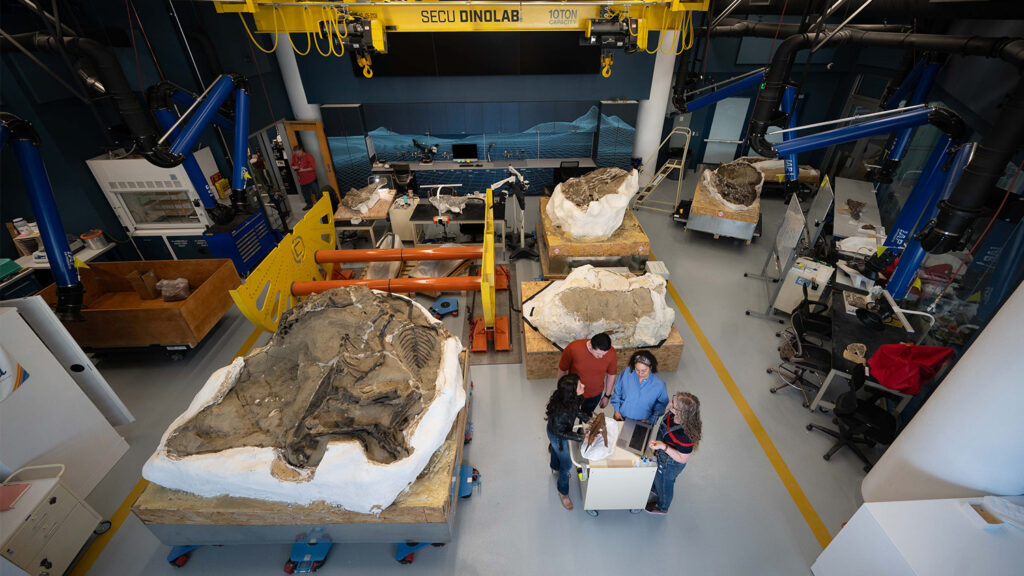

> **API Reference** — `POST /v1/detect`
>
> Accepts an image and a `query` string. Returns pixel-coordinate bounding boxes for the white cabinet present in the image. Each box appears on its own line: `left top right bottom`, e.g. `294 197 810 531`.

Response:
2 465 102 576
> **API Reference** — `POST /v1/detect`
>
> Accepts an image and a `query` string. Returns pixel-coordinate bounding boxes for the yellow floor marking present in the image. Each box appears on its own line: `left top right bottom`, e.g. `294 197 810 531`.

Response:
69 326 264 575
657 256 832 548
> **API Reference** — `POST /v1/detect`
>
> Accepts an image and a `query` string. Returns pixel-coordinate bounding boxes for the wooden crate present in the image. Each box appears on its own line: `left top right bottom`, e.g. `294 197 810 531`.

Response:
520 281 684 380
133 352 470 530
539 198 650 259
39 259 240 349
689 171 760 225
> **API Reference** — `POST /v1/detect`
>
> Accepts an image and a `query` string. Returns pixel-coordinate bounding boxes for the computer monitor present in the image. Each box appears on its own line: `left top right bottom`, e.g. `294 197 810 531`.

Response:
452 144 478 162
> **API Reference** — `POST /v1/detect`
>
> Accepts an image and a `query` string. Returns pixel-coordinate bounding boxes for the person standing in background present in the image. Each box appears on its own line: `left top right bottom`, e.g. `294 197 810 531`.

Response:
290 143 317 210
557 333 617 419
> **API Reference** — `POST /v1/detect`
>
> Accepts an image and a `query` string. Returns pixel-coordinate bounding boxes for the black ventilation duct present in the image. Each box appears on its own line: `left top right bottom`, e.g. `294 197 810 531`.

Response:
0 32 159 154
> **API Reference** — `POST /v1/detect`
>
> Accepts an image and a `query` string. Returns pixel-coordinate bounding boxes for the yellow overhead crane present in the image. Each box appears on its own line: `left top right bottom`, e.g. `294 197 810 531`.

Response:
220 0 708 77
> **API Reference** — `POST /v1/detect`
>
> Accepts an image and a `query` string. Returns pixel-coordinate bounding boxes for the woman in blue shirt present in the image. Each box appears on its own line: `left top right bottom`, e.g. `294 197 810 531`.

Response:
610 350 669 423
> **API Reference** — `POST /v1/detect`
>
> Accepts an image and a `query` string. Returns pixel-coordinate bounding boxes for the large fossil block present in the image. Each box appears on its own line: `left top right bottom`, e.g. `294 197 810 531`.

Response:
702 159 765 211
342 180 385 213
142 287 465 513
546 168 639 241
522 265 674 348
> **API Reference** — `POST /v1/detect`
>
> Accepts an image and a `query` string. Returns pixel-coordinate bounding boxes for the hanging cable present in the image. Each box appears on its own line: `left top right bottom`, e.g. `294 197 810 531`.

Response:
288 7 312 56
331 7 347 58
245 24 277 123
126 0 145 96
645 5 669 55
659 8 679 55
128 0 164 80
673 10 694 56
313 5 333 57
240 7 279 54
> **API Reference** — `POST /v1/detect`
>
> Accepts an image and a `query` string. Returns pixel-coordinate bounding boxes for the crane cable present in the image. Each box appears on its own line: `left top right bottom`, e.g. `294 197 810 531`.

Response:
239 7 279 54
288 8 312 56
313 5 333 56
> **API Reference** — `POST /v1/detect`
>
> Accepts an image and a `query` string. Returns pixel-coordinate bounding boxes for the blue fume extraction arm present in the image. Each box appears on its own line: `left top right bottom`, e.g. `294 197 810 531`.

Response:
0 112 84 321
145 73 251 216
146 81 237 225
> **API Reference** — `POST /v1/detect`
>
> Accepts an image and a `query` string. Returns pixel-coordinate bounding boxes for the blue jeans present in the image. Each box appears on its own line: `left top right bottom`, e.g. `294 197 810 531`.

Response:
651 450 687 511
547 430 573 496
300 181 317 207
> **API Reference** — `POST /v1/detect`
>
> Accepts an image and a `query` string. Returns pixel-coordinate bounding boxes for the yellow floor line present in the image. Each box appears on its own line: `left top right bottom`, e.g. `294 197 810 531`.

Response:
659 262 832 549
69 326 264 576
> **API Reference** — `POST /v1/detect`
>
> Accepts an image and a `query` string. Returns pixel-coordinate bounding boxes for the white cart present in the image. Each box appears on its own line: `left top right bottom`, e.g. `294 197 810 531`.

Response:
1 465 106 576
569 428 658 517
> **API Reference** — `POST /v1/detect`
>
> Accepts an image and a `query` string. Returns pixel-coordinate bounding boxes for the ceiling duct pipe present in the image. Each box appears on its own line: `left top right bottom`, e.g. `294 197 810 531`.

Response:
919 77 1024 253
0 32 159 154
742 27 1024 253
672 19 907 112
712 0 1024 20
746 30 1024 157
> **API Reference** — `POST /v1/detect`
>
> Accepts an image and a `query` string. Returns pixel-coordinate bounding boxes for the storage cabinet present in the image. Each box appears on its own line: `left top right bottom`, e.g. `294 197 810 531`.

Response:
1 465 102 576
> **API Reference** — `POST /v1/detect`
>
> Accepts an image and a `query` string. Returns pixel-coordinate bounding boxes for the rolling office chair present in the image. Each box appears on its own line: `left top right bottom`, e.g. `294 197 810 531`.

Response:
543 160 583 195
806 364 899 472
392 163 418 197
777 283 832 347
769 311 832 407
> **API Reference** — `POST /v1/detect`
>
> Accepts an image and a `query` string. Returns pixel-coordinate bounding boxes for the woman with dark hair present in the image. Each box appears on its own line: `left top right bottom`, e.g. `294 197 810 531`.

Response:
546 374 589 510
610 350 668 424
646 391 703 515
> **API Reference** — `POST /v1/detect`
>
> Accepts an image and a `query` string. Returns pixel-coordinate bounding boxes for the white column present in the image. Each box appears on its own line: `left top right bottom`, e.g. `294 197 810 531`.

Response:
632 31 678 188
861 280 1024 502
275 38 329 187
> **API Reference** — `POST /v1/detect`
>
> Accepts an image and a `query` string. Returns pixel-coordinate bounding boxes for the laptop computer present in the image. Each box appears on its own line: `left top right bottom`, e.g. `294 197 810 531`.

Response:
616 418 654 456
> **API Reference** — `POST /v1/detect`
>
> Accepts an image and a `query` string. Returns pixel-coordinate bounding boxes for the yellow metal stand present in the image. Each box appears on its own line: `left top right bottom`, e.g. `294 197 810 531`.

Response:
229 195 335 332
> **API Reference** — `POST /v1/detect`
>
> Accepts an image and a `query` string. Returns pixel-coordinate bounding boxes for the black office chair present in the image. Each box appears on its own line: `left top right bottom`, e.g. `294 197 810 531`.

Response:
544 160 582 195
777 283 831 347
806 364 899 472
769 312 832 407
392 163 418 197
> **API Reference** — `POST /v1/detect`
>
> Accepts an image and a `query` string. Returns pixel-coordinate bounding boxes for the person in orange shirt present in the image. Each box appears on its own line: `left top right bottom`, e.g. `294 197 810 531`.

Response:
289 143 318 210
557 333 617 419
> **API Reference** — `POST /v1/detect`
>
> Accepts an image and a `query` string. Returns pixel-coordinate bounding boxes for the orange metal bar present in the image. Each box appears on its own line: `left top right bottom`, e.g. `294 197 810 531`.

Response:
314 246 483 264
292 276 484 296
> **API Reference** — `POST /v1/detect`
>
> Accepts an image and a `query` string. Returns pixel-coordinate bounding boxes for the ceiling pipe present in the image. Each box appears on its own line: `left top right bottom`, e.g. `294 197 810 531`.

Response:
0 32 159 154
739 26 1024 253
672 19 908 113
711 0 1024 20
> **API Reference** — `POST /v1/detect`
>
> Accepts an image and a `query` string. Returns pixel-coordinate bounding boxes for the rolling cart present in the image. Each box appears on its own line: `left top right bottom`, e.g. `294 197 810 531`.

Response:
568 419 658 517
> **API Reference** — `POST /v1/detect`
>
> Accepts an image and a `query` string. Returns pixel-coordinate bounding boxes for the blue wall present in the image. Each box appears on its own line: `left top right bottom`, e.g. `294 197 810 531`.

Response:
296 45 657 104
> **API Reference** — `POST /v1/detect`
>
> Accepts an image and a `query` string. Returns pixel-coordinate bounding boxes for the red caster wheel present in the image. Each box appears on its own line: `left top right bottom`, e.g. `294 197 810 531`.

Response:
284 560 297 574
312 560 324 571
400 553 415 564
172 555 189 567
452 311 458 317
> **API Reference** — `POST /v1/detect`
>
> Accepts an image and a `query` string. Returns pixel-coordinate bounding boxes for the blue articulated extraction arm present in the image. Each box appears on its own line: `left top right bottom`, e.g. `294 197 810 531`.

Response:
147 81 236 224
145 73 251 214
0 112 84 321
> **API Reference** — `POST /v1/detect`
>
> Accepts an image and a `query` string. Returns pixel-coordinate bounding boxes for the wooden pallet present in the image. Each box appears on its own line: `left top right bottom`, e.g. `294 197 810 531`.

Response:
520 280 684 380
539 198 650 259
689 172 760 224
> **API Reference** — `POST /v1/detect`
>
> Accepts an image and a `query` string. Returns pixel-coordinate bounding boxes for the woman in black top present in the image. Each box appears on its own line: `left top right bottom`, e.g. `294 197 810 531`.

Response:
546 374 589 510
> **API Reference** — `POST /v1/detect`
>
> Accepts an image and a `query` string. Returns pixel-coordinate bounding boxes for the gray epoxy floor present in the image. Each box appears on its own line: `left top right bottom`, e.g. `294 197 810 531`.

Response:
78 174 874 575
